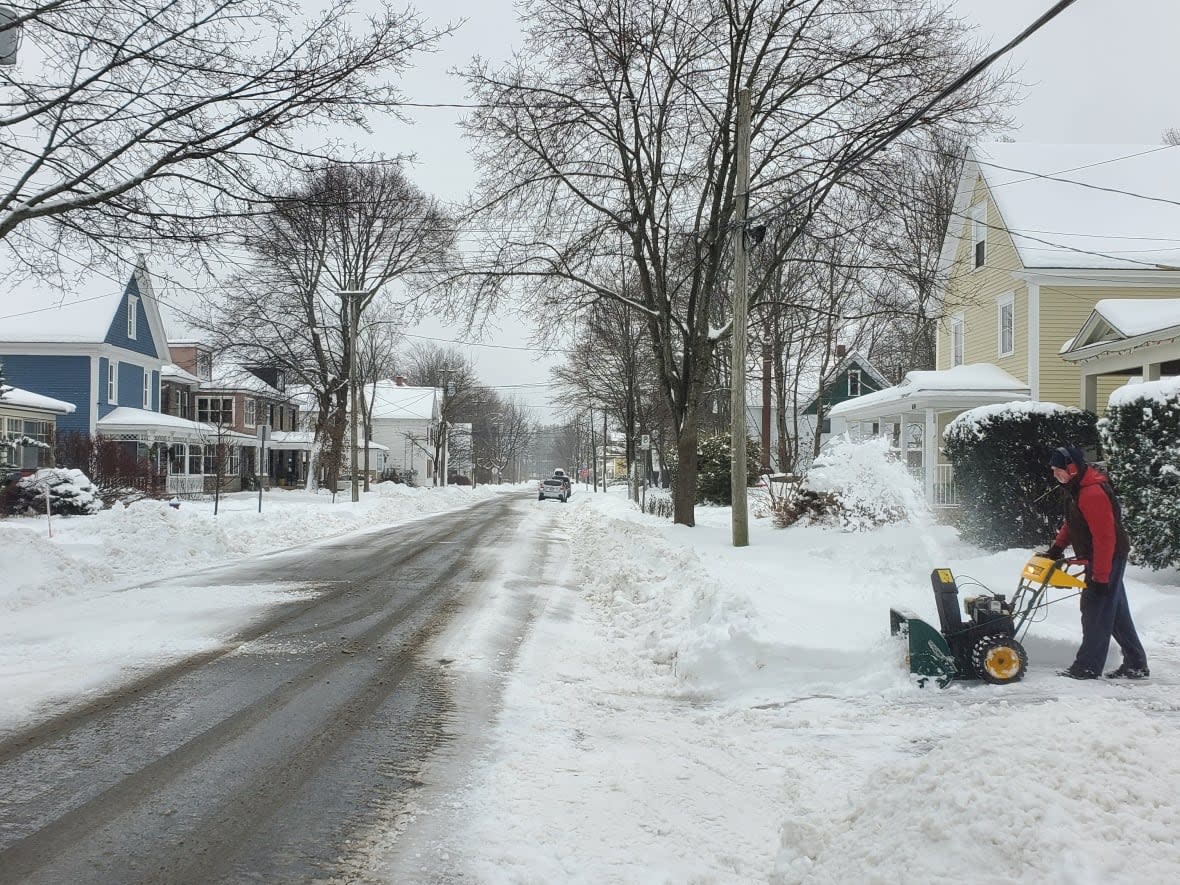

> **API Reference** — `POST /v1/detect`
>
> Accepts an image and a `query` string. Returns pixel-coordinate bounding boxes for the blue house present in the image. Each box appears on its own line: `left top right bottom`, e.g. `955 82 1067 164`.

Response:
0 261 168 435
0 260 249 494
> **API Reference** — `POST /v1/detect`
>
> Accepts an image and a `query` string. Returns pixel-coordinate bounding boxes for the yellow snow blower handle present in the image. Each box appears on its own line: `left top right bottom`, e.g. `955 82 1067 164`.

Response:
1022 555 1086 591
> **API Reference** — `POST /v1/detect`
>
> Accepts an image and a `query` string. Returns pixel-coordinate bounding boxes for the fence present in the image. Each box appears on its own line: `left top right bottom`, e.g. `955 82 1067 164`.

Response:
933 463 958 508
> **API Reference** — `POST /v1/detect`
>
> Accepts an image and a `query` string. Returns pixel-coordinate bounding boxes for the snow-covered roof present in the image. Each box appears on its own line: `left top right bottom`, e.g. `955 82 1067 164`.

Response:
0 385 75 414
204 365 285 397
0 260 170 351
161 363 202 385
97 407 252 441
1062 298 1180 360
829 363 1029 420
957 143 1180 271
368 381 439 421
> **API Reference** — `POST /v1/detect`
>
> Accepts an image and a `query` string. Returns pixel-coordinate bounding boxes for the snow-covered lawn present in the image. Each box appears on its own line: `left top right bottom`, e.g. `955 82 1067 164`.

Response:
397 489 1180 884
0 482 506 732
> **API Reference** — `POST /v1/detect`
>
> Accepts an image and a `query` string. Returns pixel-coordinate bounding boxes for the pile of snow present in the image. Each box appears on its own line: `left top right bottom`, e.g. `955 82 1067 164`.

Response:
1109 375 1180 408
0 482 503 613
944 399 1079 440
804 436 929 530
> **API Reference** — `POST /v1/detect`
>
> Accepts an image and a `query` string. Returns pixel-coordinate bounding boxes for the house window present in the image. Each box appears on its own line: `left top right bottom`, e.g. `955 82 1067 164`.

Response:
196 396 233 425
998 293 1015 357
848 368 862 397
127 295 138 339
1 417 22 466
950 315 965 367
188 445 202 475
142 371 151 409
245 398 256 426
970 203 986 269
108 361 118 403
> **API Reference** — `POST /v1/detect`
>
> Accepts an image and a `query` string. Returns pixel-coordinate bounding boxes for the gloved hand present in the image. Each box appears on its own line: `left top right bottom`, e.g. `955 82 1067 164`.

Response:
1087 579 1110 596
1037 544 1065 560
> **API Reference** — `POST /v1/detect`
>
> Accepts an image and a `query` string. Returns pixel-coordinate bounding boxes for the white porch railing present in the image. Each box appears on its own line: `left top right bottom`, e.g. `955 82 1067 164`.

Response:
932 463 958 508
166 474 205 495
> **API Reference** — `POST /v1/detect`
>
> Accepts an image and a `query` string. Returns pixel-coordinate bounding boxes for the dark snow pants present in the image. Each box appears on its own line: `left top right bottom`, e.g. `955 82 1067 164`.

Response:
1073 555 1148 674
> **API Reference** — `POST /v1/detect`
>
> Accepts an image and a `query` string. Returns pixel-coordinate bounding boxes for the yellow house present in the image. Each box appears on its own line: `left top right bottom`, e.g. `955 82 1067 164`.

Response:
937 142 1180 411
833 143 1180 507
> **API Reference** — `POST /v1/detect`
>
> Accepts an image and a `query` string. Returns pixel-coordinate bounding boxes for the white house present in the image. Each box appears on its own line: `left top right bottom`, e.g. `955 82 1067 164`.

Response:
364 378 442 483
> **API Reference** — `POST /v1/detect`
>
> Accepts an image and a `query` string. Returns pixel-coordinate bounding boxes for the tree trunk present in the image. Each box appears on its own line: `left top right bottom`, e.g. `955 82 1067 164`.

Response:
672 420 698 526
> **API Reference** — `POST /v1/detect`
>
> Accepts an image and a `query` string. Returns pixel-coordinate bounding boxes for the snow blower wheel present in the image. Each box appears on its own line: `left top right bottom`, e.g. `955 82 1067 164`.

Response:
971 635 1027 685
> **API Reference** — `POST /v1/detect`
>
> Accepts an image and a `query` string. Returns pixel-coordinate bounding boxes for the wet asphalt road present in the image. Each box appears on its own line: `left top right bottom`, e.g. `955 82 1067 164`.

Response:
0 491 541 885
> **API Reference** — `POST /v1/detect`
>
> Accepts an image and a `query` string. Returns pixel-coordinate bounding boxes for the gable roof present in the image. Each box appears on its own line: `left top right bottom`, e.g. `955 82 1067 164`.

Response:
800 351 891 414
367 381 439 421
942 143 1180 272
0 258 171 358
1062 298 1180 361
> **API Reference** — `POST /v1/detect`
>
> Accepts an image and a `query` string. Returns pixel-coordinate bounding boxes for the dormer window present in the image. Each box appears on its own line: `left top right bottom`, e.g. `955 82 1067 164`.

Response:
848 368 862 397
127 295 139 339
970 203 986 269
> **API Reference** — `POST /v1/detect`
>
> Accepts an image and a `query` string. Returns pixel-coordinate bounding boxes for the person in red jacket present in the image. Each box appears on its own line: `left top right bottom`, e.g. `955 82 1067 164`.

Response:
1041 446 1149 680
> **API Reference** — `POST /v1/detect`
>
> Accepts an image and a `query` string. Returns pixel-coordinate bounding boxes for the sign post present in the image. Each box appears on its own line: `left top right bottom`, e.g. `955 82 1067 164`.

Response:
256 423 270 513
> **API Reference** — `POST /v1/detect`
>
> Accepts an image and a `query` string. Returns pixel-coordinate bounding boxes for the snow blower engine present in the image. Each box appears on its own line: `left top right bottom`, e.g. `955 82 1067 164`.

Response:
889 556 1086 687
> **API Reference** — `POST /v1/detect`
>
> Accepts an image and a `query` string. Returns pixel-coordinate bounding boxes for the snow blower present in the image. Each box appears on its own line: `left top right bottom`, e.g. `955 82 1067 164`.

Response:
889 555 1087 687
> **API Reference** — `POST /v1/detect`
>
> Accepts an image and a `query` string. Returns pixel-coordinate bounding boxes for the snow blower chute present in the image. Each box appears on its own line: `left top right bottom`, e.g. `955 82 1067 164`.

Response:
889 555 1086 687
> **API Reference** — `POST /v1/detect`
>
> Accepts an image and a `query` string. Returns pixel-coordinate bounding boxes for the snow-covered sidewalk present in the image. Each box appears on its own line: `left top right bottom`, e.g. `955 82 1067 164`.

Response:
387 490 1180 884
0 482 508 732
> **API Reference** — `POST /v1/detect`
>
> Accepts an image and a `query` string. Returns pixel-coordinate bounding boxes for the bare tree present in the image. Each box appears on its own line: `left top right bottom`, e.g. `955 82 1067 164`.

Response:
401 342 479 484
196 162 453 490
459 0 1007 525
356 309 403 490
0 1 449 267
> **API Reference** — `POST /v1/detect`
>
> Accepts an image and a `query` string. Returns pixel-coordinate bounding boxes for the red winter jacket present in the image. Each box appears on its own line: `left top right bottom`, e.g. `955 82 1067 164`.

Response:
1053 466 1130 582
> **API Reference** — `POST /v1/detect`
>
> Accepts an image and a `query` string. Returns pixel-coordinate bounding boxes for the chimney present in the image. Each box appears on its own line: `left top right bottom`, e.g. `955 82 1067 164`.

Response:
835 344 847 359
394 374 408 387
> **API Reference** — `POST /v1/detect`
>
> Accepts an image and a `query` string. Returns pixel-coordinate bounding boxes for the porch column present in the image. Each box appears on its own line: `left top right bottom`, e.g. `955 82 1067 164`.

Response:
1144 362 1162 382
924 408 937 506
1080 372 1099 413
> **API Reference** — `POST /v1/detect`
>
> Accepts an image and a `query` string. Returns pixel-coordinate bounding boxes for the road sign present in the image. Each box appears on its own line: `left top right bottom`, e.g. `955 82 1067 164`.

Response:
641 433 650 449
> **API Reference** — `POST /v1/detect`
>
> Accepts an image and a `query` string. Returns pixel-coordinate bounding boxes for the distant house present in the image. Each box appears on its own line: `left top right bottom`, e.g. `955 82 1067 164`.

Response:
798 350 890 449
0 383 75 470
168 341 308 487
0 262 251 494
365 377 441 483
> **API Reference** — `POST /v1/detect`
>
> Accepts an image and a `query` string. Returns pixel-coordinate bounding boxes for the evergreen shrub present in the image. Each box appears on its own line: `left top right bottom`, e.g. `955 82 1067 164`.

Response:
1099 378 1180 570
695 434 760 505
11 468 104 516
943 401 1097 550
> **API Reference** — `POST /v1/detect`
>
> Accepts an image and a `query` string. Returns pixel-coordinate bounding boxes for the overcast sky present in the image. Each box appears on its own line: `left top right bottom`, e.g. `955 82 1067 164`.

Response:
379 0 1180 407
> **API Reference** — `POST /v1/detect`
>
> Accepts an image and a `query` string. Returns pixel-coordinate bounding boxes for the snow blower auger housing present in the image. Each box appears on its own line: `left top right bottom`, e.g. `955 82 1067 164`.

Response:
889 556 1086 688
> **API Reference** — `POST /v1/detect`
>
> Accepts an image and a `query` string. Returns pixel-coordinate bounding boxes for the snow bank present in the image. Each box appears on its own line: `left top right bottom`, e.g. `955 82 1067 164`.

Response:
0 482 502 612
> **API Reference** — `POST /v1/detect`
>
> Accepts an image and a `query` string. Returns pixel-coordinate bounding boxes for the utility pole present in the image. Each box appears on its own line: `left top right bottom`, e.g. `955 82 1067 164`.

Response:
730 87 751 548
338 289 368 504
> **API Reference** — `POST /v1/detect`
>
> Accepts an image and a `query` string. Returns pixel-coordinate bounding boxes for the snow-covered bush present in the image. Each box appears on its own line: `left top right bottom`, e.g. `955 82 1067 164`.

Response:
10 468 104 516
944 401 1097 550
643 486 674 519
1100 378 1180 570
785 436 925 531
695 433 760 505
